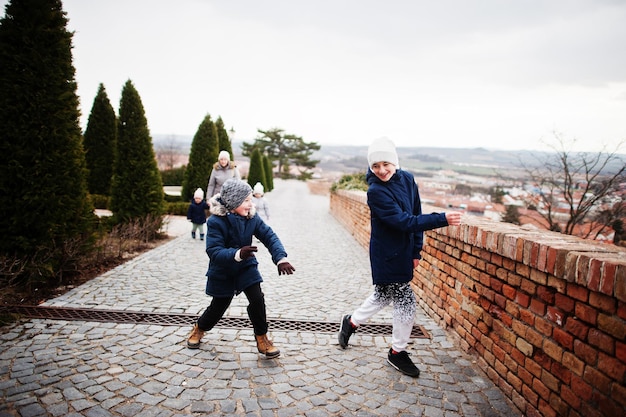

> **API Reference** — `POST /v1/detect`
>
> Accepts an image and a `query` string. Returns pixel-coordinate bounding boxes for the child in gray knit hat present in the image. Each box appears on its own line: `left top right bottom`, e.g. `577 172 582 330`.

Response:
187 178 295 358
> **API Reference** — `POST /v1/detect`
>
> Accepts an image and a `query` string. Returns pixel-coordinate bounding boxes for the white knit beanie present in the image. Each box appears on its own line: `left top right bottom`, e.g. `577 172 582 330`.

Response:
253 182 264 195
367 137 399 168
218 150 230 161
193 188 204 199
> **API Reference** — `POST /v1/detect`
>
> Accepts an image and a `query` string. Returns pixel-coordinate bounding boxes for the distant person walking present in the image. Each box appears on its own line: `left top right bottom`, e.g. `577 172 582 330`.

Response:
206 150 241 200
338 137 462 378
187 179 296 358
251 182 270 223
186 188 209 240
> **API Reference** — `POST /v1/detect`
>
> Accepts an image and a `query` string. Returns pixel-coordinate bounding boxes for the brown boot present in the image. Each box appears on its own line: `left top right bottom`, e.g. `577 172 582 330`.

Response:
187 323 205 349
255 334 280 358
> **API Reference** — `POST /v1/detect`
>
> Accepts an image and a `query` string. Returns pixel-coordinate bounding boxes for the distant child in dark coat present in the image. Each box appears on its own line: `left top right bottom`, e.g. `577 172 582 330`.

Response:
338 137 461 377
186 179 296 358
187 188 209 240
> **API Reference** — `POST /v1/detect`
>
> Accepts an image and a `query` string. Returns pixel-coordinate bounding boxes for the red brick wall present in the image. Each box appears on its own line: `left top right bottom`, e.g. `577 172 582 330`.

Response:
330 190 626 417
330 190 370 249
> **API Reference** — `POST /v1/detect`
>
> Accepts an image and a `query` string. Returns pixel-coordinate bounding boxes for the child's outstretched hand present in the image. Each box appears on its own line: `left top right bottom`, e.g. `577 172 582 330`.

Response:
277 262 295 275
240 245 258 259
446 212 462 226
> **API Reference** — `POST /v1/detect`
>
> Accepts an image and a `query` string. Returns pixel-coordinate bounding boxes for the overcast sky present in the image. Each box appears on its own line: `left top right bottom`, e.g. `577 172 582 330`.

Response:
4 0 626 152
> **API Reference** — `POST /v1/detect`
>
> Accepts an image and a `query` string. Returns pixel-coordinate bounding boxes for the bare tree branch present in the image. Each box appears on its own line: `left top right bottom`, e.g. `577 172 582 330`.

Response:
519 132 625 238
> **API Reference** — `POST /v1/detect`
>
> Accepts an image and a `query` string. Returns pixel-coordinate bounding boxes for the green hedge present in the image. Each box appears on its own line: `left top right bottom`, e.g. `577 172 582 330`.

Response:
164 194 184 203
90 194 110 210
165 202 190 216
90 194 190 216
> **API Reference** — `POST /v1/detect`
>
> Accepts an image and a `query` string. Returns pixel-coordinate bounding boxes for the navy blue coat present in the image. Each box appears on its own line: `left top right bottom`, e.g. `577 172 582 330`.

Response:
204 196 287 297
366 168 448 285
187 199 209 225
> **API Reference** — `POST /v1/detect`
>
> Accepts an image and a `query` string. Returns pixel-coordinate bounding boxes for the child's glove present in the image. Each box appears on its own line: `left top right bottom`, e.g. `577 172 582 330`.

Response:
240 245 258 259
277 262 295 275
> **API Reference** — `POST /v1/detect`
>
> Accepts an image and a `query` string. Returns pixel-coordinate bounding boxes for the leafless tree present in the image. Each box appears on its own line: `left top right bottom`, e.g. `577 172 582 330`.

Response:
155 135 183 170
520 132 625 238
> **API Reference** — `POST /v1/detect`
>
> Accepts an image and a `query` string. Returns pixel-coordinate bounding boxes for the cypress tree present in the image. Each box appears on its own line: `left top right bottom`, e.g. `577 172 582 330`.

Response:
215 116 233 158
0 0 94 264
181 114 219 201
110 80 164 223
247 148 266 190
263 155 274 191
502 205 521 225
83 83 116 196
203 115 220 192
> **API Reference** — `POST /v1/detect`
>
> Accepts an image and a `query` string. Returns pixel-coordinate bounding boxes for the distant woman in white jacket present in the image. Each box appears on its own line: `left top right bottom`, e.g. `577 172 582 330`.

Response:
206 150 241 201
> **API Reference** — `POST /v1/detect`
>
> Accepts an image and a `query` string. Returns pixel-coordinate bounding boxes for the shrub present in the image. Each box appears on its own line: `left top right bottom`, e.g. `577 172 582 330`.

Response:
90 194 110 209
164 194 184 203
165 202 190 216
1 213 169 306
161 166 186 186
330 172 367 192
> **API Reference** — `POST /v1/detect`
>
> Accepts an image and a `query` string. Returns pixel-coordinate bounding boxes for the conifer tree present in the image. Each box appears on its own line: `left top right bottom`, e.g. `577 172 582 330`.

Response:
247 148 266 190
263 155 274 191
204 116 220 189
215 116 233 158
242 128 320 178
84 83 116 196
181 114 219 201
0 0 94 263
501 205 521 225
110 80 164 222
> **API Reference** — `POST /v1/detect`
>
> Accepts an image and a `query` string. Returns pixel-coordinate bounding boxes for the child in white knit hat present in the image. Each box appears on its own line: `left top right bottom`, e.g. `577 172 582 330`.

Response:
251 182 270 223
186 188 209 240
338 137 462 377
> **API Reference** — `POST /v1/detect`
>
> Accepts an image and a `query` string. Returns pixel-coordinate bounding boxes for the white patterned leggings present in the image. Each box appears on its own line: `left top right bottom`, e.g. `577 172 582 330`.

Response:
350 282 416 352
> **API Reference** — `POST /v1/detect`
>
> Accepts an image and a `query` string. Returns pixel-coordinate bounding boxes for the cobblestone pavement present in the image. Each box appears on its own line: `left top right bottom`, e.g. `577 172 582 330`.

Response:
0 179 523 417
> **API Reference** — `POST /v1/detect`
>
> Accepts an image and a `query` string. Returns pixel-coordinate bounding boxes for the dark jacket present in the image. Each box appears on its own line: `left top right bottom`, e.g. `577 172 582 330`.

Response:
187 199 209 225
204 193 287 297
366 168 448 285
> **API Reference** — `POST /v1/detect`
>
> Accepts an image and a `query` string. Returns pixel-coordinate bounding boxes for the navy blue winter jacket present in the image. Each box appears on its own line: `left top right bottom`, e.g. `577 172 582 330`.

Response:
204 195 287 297
187 199 209 225
366 168 449 285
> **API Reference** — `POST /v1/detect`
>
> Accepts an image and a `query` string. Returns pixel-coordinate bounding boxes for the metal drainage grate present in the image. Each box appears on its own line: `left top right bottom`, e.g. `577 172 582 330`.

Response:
1 305 429 338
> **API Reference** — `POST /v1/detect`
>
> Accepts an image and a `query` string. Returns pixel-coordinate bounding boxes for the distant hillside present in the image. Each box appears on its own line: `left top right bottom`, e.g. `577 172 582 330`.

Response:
152 134 539 168
314 145 625 177
152 135 624 177
313 145 539 177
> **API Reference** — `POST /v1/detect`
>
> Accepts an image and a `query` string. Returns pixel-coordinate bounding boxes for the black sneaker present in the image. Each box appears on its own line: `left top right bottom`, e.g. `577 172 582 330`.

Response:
387 348 420 377
338 314 356 348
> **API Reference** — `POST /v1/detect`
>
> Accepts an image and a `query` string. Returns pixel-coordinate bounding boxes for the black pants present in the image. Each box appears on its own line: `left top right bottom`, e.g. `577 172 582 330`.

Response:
197 282 268 335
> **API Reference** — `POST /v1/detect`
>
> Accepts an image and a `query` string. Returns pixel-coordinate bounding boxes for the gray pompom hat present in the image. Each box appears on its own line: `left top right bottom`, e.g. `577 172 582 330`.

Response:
219 178 252 210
